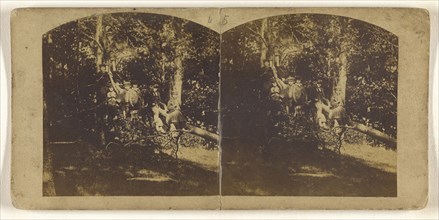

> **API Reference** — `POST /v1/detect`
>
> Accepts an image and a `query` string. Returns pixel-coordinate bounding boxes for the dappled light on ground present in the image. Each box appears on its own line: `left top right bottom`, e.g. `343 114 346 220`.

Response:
222 140 396 197
51 143 219 196
342 144 396 173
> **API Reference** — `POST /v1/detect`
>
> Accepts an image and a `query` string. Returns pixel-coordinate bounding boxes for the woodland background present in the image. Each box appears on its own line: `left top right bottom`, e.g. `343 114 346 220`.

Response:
220 14 398 196
43 13 220 196
43 13 398 196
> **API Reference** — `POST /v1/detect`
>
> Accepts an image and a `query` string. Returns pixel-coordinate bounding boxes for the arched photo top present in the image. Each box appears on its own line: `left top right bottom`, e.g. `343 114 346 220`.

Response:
42 11 221 197
43 12 220 79
223 13 397 43
43 12 218 35
220 12 398 146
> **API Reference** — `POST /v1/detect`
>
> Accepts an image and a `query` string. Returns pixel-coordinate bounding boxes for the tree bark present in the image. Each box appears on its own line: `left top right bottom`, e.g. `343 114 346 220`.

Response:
187 125 219 143
260 18 268 67
350 122 397 148
167 55 219 142
95 14 106 147
95 15 104 69
331 17 349 103
170 56 183 107
334 51 348 101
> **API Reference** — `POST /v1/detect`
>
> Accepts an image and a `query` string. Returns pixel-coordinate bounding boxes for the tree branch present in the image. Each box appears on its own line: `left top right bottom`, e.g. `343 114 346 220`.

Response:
137 19 149 32
349 121 396 148
246 25 269 48
81 31 106 53
186 125 219 143
291 30 301 44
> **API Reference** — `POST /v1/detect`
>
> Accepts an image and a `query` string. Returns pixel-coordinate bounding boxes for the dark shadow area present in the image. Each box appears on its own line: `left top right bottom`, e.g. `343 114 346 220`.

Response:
42 13 220 196
221 139 396 197
219 13 397 197
49 142 218 196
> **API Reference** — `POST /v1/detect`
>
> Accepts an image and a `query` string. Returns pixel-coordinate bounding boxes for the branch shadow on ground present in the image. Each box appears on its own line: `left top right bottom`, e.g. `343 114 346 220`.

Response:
48 142 219 196
221 139 396 197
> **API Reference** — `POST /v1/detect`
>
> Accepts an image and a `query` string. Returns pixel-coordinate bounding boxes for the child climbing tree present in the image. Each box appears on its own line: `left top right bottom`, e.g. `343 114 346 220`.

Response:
44 13 219 153
221 14 397 150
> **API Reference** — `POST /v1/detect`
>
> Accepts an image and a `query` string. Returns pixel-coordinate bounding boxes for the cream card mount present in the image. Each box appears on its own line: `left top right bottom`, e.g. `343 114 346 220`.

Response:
11 8 429 209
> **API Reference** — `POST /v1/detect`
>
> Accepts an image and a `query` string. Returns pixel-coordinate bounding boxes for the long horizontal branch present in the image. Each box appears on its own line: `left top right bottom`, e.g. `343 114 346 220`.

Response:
349 121 396 148
186 125 219 143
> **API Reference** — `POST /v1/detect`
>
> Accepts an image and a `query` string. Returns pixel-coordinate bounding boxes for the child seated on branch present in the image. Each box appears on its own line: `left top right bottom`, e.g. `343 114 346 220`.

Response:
314 87 347 131
166 101 190 137
151 102 167 134
106 71 141 120
270 65 307 117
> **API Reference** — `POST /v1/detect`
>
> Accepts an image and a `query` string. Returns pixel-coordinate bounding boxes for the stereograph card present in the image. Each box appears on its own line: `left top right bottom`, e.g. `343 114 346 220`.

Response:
10 7 429 209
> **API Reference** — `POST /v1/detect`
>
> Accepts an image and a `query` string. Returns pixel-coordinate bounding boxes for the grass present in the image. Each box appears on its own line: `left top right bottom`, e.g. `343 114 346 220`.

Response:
221 139 396 197
47 142 219 196
45 138 396 197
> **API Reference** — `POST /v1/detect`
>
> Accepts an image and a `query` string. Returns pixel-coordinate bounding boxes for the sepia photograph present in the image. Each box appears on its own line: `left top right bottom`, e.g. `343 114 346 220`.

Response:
9 7 431 210
42 12 220 196
220 14 398 196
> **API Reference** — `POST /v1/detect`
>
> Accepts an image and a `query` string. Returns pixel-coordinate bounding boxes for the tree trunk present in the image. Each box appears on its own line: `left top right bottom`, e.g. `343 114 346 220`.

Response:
260 18 268 67
332 17 348 102
161 54 166 83
95 14 106 146
334 51 348 101
350 122 397 148
95 15 104 69
166 53 218 142
187 125 219 143
170 56 183 107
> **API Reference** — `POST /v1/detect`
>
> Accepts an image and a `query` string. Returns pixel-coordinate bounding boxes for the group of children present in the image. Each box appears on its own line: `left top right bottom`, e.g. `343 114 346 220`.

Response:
106 80 141 120
267 64 346 131
105 71 188 137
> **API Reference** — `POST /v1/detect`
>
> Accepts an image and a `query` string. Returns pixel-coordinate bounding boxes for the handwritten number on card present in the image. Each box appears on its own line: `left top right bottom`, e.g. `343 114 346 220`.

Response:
221 15 229 25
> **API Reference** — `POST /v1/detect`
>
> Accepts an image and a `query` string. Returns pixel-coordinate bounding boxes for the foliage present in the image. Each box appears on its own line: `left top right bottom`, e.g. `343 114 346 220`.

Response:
44 13 398 151
44 13 219 150
221 14 398 148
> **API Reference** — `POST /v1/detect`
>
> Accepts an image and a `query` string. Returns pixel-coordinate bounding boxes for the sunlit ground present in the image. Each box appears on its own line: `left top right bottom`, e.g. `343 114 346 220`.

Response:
48 142 219 196
221 141 396 197
47 140 396 197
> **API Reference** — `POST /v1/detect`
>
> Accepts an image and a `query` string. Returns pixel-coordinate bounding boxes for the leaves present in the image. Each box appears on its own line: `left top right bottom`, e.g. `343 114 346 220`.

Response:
221 14 398 144
44 13 219 148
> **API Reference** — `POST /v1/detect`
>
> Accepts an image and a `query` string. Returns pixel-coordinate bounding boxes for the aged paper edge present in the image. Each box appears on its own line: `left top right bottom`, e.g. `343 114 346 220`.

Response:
10 7 429 210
